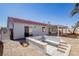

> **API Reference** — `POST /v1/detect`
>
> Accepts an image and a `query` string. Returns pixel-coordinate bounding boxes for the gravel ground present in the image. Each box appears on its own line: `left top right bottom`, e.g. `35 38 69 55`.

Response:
2 40 46 56
0 32 45 56
0 33 79 56
61 37 79 56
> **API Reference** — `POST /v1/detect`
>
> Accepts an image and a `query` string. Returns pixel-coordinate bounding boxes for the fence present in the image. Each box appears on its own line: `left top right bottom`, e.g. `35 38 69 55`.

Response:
0 29 10 41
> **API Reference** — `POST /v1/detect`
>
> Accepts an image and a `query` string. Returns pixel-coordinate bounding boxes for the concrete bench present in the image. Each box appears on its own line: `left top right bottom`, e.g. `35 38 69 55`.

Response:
44 39 59 47
26 36 71 56
26 37 48 52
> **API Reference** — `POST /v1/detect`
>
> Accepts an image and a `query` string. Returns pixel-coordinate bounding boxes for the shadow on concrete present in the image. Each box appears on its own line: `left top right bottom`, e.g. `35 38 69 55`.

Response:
0 41 3 56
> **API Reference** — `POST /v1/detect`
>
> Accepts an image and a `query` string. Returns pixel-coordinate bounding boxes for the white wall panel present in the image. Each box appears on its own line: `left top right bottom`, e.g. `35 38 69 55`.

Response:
13 23 48 39
13 23 24 39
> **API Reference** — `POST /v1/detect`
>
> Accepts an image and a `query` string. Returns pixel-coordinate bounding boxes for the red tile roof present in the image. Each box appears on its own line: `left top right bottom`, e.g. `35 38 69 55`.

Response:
8 17 48 26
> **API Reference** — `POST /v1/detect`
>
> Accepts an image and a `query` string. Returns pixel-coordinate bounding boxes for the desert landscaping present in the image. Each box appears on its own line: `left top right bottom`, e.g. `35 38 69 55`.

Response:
0 32 79 56
0 3 79 56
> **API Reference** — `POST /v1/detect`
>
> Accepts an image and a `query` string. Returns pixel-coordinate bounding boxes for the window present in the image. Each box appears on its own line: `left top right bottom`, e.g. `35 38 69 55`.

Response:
52 28 54 31
34 25 36 28
42 27 45 32
34 26 36 28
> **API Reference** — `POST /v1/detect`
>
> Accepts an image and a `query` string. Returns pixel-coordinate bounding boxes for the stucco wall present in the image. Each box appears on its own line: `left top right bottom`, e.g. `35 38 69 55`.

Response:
13 23 24 39
0 27 1 30
13 23 48 39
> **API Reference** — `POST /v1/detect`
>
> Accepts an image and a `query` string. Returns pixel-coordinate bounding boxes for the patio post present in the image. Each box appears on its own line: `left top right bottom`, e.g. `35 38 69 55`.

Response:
0 27 2 41
57 26 59 37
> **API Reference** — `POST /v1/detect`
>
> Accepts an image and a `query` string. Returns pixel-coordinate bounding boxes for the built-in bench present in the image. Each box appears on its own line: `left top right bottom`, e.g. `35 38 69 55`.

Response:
26 37 48 53
26 36 72 56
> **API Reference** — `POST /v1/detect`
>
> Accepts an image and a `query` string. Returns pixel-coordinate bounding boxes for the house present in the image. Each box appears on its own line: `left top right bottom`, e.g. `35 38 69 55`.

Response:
7 17 49 40
0 26 1 30
48 24 69 35
0 26 1 34
7 17 70 40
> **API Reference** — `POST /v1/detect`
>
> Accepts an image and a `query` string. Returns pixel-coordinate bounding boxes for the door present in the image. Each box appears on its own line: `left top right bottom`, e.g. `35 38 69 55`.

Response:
10 29 13 40
48 28 51 35
24 26 29 37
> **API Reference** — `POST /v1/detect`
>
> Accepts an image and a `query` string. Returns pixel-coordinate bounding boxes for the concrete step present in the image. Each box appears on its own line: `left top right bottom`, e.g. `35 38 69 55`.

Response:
57 42 72 56
57 48 66 53
59 43 68 47
60 42 67 44
58 45 67 50
57 42 69 53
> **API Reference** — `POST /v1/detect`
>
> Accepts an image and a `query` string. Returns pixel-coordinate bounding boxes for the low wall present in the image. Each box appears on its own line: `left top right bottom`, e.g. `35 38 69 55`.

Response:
27 37 47 53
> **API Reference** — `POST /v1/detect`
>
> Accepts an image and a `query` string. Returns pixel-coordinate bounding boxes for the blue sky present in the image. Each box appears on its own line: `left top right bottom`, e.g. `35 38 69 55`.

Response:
0 3 79 27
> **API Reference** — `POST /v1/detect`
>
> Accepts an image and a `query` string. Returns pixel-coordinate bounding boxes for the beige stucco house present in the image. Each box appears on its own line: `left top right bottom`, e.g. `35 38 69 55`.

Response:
0 26 1 30
48 24 69 35
7 17 70 40
7 17 49 40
